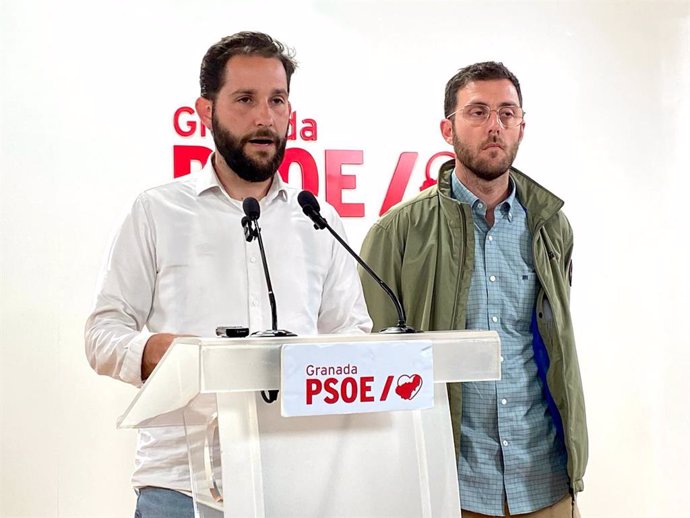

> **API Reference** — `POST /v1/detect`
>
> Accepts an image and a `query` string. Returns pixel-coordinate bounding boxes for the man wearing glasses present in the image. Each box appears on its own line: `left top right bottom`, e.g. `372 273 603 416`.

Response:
359 62 587 517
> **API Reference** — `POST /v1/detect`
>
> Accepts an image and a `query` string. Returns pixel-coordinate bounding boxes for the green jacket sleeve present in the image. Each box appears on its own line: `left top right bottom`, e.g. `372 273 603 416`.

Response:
358 222 403 332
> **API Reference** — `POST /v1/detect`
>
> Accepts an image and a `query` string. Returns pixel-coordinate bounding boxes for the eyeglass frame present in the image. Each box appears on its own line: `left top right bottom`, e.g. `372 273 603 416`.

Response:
446 103 526 129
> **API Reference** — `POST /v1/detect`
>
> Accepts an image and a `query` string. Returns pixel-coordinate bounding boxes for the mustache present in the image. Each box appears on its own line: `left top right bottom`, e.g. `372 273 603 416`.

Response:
242 129 282 144
482 135 505 148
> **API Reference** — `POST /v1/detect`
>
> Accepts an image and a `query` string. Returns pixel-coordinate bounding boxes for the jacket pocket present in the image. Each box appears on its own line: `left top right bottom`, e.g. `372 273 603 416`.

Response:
536 290 556 345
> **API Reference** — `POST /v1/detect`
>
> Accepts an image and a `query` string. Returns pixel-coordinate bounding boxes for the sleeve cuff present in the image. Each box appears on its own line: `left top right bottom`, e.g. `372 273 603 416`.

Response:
121 330 154 387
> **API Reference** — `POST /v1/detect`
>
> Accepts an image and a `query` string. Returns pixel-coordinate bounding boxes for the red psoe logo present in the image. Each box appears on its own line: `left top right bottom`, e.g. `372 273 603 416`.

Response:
395 374 423 400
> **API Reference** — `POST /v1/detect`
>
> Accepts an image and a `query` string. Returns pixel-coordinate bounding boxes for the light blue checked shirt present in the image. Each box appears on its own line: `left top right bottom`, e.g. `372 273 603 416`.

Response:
451 172 569 515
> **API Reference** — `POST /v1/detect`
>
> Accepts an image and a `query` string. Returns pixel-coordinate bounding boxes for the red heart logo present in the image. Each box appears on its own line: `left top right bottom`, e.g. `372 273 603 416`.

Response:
395 374 423 400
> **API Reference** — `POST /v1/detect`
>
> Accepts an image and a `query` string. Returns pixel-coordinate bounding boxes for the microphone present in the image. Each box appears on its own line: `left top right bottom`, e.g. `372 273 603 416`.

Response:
297 190 419 334
241 197 260 242
242 197 260 221
241 197 296 404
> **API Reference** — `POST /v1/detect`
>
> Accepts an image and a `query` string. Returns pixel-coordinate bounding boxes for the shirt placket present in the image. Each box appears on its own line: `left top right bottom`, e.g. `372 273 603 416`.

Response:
485 208 516 479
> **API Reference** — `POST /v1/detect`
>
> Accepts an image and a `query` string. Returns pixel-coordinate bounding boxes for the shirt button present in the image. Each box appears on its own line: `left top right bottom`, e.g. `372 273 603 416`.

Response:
500 355 504 362
251 300 258 307
501 399 507 405
250 257 257 263
477 202 484 209
502 440 509 447
491 316 498 323
489 275 496 282
488 235 494 242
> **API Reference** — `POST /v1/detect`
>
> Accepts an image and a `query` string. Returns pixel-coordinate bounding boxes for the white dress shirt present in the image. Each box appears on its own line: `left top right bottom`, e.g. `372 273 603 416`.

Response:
85 157 372 490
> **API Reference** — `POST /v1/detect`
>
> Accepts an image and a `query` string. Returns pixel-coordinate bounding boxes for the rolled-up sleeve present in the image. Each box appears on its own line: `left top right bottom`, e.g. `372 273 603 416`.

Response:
85 195 157 387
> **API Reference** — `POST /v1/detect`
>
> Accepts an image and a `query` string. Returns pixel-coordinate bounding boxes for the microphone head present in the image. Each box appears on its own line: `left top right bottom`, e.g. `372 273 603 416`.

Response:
297 190 327 230
242 197 261 221
297 190 320 213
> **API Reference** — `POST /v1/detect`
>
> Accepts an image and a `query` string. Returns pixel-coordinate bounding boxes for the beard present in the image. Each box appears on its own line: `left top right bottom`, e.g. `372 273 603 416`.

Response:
211 111 287 183
452 130 520 182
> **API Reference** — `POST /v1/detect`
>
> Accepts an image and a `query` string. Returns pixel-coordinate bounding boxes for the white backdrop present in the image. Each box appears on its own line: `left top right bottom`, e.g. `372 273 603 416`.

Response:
1 1 689 517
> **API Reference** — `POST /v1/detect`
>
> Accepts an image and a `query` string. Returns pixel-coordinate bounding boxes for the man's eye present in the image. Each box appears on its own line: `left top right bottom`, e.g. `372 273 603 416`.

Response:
272 97 286 105
500 108 516 118
237 97 252 104
468 107 487 117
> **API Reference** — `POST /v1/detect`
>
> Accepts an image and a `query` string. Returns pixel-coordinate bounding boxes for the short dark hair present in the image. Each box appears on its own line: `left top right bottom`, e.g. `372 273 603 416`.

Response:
199 31 298 100
444 61 522 117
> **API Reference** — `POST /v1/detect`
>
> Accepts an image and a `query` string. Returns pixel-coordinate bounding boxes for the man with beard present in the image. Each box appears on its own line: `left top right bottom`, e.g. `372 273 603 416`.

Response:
359 62 587 518
85 32 371 517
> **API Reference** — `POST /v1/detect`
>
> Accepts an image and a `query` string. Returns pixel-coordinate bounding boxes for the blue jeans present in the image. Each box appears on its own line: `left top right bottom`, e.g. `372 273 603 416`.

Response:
134 487 223 518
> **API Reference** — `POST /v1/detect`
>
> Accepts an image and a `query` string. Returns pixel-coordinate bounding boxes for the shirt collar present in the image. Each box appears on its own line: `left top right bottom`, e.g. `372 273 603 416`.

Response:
450 168 516 221
194 153 288 203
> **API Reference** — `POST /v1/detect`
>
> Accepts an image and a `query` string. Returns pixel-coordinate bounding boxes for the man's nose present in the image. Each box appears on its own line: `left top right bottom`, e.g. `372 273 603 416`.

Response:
486 110 503 131
254 101 274 126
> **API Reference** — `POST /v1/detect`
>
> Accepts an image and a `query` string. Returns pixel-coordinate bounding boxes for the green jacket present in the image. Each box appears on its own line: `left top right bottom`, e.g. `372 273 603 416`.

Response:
359 160 588 493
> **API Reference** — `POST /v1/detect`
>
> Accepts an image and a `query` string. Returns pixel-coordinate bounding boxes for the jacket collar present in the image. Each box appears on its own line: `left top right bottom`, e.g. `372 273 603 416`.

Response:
438 159 564 229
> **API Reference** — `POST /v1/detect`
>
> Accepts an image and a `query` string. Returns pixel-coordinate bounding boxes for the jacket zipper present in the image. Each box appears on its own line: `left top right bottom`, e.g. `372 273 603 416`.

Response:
450 203 467 327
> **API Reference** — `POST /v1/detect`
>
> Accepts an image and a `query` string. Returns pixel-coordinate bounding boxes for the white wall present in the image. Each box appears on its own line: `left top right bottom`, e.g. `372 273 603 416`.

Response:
1 0 688 516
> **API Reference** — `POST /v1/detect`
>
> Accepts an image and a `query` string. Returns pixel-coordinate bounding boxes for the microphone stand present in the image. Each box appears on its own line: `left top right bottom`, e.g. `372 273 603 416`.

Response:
243 216 297 338
241 209 296 404
299 193 419 334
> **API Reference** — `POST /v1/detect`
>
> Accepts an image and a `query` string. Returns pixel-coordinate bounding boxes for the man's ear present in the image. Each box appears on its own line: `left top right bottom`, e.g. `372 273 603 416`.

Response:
440 118 454 145
195 96 213 130
518 119 526 143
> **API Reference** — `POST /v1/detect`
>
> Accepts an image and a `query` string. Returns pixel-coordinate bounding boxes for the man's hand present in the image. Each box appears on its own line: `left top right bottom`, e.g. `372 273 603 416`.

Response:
141 333 183 381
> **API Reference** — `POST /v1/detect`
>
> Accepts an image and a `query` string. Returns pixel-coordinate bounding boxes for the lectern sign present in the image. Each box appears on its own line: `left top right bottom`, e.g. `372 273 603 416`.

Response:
280 340 433 417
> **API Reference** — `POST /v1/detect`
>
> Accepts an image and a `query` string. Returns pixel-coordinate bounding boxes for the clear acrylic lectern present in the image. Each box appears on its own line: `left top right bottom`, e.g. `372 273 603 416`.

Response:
118 331 500 518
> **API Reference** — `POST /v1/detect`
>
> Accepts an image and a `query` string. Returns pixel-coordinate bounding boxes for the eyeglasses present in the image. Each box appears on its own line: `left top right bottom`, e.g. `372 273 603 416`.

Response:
448 104 525 128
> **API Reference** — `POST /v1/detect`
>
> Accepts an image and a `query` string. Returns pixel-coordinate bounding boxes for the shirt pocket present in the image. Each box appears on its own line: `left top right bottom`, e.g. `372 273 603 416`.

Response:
504 271 539 330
